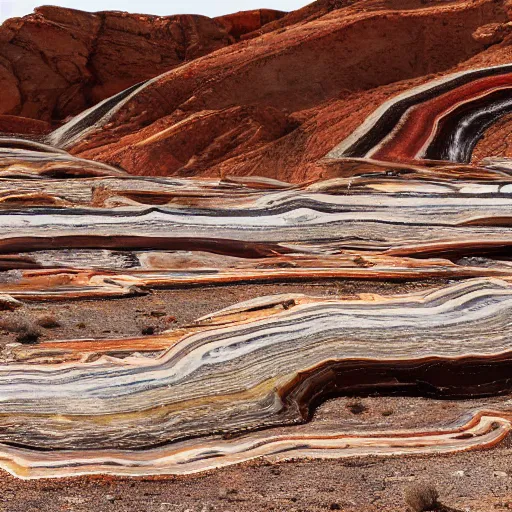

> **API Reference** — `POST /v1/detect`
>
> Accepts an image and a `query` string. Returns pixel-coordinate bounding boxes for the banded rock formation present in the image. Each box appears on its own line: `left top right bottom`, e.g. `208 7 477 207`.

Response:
50 0 512 179
3 0 512 487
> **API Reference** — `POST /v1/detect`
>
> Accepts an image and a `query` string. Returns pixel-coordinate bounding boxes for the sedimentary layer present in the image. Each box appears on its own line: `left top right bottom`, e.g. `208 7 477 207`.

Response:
327 64 512 163
3 0 512 485
1 278 512 478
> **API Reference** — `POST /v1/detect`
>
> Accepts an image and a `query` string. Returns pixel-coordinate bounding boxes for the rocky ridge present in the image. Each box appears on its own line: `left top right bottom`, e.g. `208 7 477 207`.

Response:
0 6 283 123
3 1 512 182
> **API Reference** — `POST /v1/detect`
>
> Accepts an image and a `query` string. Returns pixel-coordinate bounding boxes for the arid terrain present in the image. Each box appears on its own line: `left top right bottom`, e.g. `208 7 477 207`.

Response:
4 0 512 510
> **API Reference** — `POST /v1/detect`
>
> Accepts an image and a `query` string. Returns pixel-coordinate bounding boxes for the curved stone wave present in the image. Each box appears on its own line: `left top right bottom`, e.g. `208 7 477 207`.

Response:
0 138 128 178
3 194 512 257
1 279 512 476
327 64 512 163
1 254 512 301
47 81 154 150
0 411 509 479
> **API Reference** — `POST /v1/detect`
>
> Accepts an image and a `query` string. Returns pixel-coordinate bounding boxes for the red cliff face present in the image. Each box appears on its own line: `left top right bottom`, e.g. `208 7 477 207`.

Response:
0 6 293 124
0 6 236 121
214 9 286 40
3 0 512 181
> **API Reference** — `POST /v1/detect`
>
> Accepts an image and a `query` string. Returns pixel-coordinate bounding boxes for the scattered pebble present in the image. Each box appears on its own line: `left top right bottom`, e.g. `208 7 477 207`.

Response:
0 294 23 311
36 314 61 328
346 401 367 415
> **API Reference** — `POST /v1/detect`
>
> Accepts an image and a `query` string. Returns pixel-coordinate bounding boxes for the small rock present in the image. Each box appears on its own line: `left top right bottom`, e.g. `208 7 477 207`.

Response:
346 401 367 415
472 22 512 46
385 475 415 482
36 314 60 328
494 471 508 478
452 470 465 477
64 497 86 504
218 488 237 499
0 294 22 311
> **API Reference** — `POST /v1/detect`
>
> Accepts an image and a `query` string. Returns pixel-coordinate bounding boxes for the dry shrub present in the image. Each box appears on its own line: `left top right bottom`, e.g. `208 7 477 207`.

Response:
405 482 439 512
0 317 41 344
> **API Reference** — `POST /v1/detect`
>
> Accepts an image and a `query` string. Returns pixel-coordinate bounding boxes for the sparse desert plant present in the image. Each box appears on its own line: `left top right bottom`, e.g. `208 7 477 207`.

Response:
405 482 439 512
346 400 367 415
0 317 29 333
16 328 41 344
0 317 41 344
141 325 156 335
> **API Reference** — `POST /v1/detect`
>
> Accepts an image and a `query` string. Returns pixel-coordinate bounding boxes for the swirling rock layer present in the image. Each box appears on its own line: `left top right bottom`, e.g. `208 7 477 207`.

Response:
2 138 512 478
4 0 512 488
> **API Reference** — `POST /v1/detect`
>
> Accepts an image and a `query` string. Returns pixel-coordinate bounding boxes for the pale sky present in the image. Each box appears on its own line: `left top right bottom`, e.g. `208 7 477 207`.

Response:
0 0 310 22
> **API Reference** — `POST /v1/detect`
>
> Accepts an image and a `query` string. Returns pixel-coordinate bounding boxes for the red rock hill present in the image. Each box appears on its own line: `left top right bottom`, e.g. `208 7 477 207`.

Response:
0 6 283 122
3 0 512 181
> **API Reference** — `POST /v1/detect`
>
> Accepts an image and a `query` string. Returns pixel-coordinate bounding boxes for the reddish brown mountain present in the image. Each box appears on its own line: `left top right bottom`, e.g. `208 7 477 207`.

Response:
0 6 283 122
3 0 512 180
215 9 286 40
